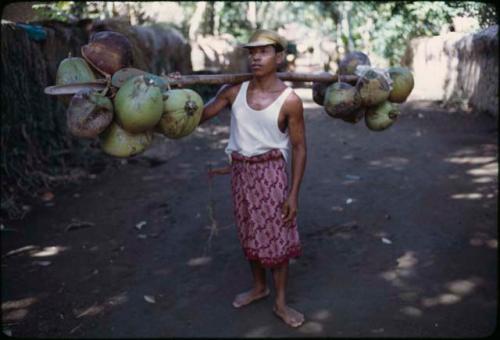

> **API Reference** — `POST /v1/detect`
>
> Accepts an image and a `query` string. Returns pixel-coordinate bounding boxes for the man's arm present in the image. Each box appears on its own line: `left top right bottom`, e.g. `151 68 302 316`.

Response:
199 84 237 125
282 93 307 223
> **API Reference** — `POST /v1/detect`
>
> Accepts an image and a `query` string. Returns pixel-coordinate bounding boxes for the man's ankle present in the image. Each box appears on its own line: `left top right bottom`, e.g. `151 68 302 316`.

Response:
274 299 286 309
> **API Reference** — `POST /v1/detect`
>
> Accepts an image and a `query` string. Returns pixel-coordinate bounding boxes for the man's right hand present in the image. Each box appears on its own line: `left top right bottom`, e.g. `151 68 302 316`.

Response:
167 71 182 88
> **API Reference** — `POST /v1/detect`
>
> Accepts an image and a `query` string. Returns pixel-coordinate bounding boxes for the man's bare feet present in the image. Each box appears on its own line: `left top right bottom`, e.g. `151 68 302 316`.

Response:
272 304 305 328
232 287 270 308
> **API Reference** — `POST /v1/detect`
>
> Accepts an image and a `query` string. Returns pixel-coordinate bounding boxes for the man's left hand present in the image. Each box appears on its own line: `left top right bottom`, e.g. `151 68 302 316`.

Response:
282 195 298 224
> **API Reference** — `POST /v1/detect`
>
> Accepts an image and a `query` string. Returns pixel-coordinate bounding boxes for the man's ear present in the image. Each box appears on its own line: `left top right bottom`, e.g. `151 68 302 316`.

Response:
276 51 285 64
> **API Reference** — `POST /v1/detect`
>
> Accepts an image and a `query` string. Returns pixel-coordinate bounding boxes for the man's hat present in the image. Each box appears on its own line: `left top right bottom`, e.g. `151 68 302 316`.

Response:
241 29 287 51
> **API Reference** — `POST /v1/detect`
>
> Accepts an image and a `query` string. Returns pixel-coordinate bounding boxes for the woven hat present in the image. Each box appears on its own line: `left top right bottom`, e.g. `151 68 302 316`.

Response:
241 29 287 50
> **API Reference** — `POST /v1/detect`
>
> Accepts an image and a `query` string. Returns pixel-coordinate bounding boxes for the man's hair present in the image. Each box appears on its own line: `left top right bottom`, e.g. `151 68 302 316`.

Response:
272 44 285 53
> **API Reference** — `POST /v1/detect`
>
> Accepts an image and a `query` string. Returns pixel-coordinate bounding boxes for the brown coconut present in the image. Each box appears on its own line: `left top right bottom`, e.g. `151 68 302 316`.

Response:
81 31 133 76
66 89 114 138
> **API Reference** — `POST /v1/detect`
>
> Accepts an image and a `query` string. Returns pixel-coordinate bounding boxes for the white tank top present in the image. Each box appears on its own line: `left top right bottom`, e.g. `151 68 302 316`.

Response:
225 81 293 163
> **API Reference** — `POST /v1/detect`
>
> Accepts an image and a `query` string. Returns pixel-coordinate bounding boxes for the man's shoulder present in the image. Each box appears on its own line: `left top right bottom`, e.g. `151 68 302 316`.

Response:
284 89 303 112
218 82 242 101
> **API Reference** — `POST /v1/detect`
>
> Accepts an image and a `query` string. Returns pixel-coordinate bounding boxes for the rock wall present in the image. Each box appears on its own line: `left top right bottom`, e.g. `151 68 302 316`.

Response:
404 25 498 118
191 34 249 73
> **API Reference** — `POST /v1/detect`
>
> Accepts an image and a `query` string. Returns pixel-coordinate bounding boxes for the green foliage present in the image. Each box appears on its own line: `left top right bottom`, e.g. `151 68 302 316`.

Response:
32 1 155 24
217 2 253 42
31 2 497 65
373 2 459 63
32 2 80 22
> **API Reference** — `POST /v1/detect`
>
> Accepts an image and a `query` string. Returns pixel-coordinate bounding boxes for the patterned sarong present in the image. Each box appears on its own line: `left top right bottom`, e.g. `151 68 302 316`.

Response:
230 149 302 268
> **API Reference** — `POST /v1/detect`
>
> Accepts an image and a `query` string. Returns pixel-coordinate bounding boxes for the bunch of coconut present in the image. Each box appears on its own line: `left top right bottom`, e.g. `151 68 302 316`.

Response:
312 51 414 131
54 31 204 158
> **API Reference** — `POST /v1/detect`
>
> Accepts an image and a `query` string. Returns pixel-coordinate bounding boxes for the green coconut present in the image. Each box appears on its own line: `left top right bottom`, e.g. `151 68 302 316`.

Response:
157 88 204 139
323 82 361 119
387 67 415 103
114 75 164 133
337 51 371 75
365 101 400 131
99 122 153 157
56 55 97 105
355 68 391 107
56 55 96 85
340 107 365 124
66 89 114 138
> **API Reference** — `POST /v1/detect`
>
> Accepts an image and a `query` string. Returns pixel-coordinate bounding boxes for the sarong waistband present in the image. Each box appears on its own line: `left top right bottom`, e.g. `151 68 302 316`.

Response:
231 149 283 164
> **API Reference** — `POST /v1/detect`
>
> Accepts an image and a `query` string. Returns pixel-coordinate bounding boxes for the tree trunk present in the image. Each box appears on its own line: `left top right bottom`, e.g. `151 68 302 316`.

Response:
247 2 257 29
340 2 354 53
213 2 224 36
256 2 270 29
203 2 215 36
189 2 208 41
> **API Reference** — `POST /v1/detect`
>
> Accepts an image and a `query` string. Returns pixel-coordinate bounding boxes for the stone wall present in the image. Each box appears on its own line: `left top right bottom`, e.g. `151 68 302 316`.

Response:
403 25 498 118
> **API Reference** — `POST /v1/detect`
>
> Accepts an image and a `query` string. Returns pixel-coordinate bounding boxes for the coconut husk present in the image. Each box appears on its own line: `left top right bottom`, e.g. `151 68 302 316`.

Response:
82 30 133 76
89 18 150 72
66 89 114 138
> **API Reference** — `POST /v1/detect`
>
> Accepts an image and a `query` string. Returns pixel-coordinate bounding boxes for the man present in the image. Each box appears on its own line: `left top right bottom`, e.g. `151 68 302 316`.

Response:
179 29 307 328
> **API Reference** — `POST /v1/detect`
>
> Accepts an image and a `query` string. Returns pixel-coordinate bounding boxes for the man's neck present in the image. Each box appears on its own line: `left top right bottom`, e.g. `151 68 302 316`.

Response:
250 72 280 91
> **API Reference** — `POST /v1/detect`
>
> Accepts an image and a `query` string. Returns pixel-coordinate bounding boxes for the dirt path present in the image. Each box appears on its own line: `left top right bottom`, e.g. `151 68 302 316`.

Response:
2 90 497 337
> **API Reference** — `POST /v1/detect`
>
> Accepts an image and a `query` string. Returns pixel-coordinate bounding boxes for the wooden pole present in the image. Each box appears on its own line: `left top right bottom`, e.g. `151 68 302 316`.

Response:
165 72 357 86
45 69 359 96
110 68 358 87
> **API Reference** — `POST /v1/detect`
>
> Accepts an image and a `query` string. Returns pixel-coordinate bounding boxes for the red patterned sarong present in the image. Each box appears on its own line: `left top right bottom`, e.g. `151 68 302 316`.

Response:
230 149 302 268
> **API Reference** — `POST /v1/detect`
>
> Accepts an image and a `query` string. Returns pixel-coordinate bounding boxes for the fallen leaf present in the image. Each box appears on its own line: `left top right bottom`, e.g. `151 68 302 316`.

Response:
346 198 354 204
135 221 147 230
3 245 38 258
187 256 212 266
66 221 95 232
340 221 358 229
345 174 361 180
382 238 392 244
144 295 156 303
0 224 18 233
40 191 54 202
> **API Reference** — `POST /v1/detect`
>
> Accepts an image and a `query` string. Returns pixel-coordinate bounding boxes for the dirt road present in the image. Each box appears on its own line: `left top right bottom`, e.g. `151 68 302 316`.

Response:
2 90 497 337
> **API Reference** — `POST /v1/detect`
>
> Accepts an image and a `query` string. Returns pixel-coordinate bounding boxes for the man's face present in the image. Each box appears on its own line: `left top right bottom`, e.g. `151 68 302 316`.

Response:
247 45 283 76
